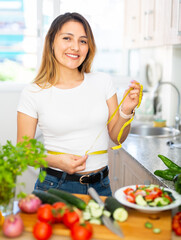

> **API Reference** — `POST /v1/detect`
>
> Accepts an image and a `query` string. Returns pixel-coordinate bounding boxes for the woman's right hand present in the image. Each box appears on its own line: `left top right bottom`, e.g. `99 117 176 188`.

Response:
48 154 88 174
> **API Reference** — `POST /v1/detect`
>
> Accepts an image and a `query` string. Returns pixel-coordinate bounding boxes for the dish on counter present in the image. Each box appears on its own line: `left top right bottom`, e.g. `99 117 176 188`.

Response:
114 185 181 214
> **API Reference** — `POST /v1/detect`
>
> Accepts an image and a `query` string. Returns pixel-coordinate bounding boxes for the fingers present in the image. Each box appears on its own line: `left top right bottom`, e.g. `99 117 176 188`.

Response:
73 154 88 172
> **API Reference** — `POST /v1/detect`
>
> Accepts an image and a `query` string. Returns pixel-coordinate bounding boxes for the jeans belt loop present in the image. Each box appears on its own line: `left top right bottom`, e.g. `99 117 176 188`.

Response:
79 174 90 184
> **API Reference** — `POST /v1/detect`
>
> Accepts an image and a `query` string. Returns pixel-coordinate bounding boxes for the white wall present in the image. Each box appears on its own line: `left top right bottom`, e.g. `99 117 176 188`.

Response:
0 82 39 197
0 83 26 145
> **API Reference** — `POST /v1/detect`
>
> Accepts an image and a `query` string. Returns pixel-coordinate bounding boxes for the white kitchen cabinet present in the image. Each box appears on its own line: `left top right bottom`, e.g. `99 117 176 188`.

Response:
164 0 181 45
108 141 163 195
124 0 141 48
123 0 181 49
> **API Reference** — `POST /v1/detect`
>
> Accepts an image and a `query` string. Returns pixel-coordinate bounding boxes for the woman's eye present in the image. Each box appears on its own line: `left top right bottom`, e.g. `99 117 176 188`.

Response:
80 40 87 44
63 37 70 40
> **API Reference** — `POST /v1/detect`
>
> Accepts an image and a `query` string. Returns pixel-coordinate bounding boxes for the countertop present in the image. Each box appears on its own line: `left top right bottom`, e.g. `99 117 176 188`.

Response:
122 122 181 190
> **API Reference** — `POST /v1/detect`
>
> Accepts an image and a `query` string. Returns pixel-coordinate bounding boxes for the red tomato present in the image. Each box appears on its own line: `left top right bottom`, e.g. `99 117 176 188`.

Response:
172 211 181 236
123 187 134 195
153 187 162 197
63 209 80 228
175 226 181 236
70 222 93 240
134 189 146 197
33 221 52 240
37 204 54 223
52 202 67 223
126 194 135 203
144 193 158 201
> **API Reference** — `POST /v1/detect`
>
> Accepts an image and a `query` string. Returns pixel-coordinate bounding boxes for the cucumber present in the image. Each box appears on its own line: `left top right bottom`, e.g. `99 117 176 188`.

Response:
149 197 170 207
48 188 86 210
89 218 102 225
105 197 128 222
135 195 147 206
32 189 68 204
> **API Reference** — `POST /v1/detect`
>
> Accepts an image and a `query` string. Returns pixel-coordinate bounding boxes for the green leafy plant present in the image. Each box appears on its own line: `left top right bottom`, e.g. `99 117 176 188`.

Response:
0 136 47 205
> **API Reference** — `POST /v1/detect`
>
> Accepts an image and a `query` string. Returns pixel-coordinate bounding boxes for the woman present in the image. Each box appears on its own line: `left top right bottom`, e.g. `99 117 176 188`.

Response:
17 12 141 196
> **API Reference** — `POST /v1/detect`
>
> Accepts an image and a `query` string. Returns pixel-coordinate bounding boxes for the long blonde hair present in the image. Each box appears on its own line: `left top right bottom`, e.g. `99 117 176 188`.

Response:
34 12 96 88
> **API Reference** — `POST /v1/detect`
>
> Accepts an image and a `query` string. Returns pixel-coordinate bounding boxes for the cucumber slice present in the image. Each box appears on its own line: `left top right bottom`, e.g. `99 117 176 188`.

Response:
153 197 170 206
135 195 147 206
103 210 111 218
89 218 102 225
83 211 91 221
90 206 103 218
113 208 128 222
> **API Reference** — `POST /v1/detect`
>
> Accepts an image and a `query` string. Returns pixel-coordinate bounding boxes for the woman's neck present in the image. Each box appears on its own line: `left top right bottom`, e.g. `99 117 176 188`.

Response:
55 68 84 89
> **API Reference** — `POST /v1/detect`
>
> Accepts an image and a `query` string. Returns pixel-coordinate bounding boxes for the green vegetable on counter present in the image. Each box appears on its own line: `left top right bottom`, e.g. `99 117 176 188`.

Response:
154 155 181 194
158 155 181 172
154 169 179 181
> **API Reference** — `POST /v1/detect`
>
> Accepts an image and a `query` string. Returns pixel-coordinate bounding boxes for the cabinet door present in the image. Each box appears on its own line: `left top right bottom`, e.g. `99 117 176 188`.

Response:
139 0 165 47
164 0 181 45
124 0 141 48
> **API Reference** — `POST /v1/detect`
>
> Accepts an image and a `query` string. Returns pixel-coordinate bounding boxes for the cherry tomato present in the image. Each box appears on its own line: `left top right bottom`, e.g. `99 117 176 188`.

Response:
70 222 93 240
63 209 80 228
33 221 52 240
52 202 67 223
37 204 54 223
172 211 181 236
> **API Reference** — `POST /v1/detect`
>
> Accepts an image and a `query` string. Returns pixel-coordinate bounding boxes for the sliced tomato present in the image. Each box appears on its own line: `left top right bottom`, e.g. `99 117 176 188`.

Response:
126 194 135 203
153 187 162 197
134 189 146 197
123 187 134 195
145 193 158 201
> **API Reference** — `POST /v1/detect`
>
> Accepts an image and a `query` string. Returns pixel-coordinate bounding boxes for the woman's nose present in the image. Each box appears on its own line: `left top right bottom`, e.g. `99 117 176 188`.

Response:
70 40 79 51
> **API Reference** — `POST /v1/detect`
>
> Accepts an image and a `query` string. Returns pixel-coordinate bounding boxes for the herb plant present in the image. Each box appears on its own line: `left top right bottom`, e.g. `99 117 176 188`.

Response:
0 136 47 205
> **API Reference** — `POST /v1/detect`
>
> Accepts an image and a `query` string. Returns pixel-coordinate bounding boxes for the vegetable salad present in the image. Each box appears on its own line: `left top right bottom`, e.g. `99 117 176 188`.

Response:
123 185 175 207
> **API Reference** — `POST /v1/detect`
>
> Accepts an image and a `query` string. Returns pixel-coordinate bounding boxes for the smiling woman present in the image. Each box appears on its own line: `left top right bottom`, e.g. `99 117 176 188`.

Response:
17 12 142 196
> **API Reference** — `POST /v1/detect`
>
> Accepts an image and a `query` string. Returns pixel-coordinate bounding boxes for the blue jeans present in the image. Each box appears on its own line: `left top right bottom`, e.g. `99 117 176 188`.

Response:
34 166 112 196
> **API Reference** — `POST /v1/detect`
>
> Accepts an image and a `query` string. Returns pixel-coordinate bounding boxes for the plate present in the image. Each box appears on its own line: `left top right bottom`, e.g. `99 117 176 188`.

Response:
114 185 181 214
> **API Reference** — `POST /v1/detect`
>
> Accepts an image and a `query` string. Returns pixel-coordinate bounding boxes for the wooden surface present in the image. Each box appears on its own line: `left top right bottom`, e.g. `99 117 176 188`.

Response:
17 194 172 240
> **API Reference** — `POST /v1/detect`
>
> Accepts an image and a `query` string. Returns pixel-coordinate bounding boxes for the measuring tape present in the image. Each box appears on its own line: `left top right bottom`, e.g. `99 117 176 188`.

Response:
48 84 143 156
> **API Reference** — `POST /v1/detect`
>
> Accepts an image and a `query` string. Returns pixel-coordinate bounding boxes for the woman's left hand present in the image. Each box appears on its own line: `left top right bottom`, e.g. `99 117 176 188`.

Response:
121 80 142 114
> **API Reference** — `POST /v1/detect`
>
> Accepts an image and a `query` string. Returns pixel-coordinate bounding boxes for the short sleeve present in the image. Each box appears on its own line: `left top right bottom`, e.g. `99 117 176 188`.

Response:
105 74 116 100
17 84 38 119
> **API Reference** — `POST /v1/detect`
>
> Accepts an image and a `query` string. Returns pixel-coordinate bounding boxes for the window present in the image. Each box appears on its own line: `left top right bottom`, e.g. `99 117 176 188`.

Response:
0 0 127 84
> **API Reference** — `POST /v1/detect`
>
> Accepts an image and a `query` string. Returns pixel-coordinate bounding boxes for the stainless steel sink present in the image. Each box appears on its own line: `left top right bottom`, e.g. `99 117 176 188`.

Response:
129 125 181 138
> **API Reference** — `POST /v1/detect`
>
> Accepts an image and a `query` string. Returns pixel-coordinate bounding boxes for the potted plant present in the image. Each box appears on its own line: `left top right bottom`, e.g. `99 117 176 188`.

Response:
0 136 47 216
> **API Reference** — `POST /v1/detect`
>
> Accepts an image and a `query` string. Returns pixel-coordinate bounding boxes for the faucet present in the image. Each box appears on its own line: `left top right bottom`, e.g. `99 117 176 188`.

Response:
153 81 181 129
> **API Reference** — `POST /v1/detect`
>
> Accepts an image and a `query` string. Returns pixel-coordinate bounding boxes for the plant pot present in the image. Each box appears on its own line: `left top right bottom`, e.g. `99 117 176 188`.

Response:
0 197 14 216
0 186 15 216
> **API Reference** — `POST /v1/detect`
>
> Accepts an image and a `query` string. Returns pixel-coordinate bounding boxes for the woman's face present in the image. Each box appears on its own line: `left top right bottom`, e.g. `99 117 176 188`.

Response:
53 21 89 71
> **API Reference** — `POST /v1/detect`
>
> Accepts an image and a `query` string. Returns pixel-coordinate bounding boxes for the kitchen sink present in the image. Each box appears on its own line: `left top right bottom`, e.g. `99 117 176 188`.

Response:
129 125 181 138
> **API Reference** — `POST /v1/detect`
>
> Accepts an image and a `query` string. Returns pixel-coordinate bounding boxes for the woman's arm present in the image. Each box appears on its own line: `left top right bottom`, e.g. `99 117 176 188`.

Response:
17 112 87 174
17 112 38 142
107 80 141 145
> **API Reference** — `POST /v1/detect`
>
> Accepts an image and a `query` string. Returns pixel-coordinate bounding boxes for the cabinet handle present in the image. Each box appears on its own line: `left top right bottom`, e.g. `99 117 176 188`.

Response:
113 151 118 182
144 10 153 41
178 0 181 35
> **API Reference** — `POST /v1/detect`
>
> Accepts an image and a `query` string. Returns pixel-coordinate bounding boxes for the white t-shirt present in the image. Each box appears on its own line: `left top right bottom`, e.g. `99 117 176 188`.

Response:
17 72 116 172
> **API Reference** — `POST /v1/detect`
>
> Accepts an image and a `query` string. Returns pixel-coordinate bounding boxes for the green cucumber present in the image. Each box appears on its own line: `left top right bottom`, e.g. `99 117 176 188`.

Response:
105 197 128 222
32 189 68 204
135 195 147 206
48 188 86 210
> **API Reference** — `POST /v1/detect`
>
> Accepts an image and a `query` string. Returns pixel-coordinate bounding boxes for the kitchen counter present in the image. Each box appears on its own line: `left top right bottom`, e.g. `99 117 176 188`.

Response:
122 123 181 190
